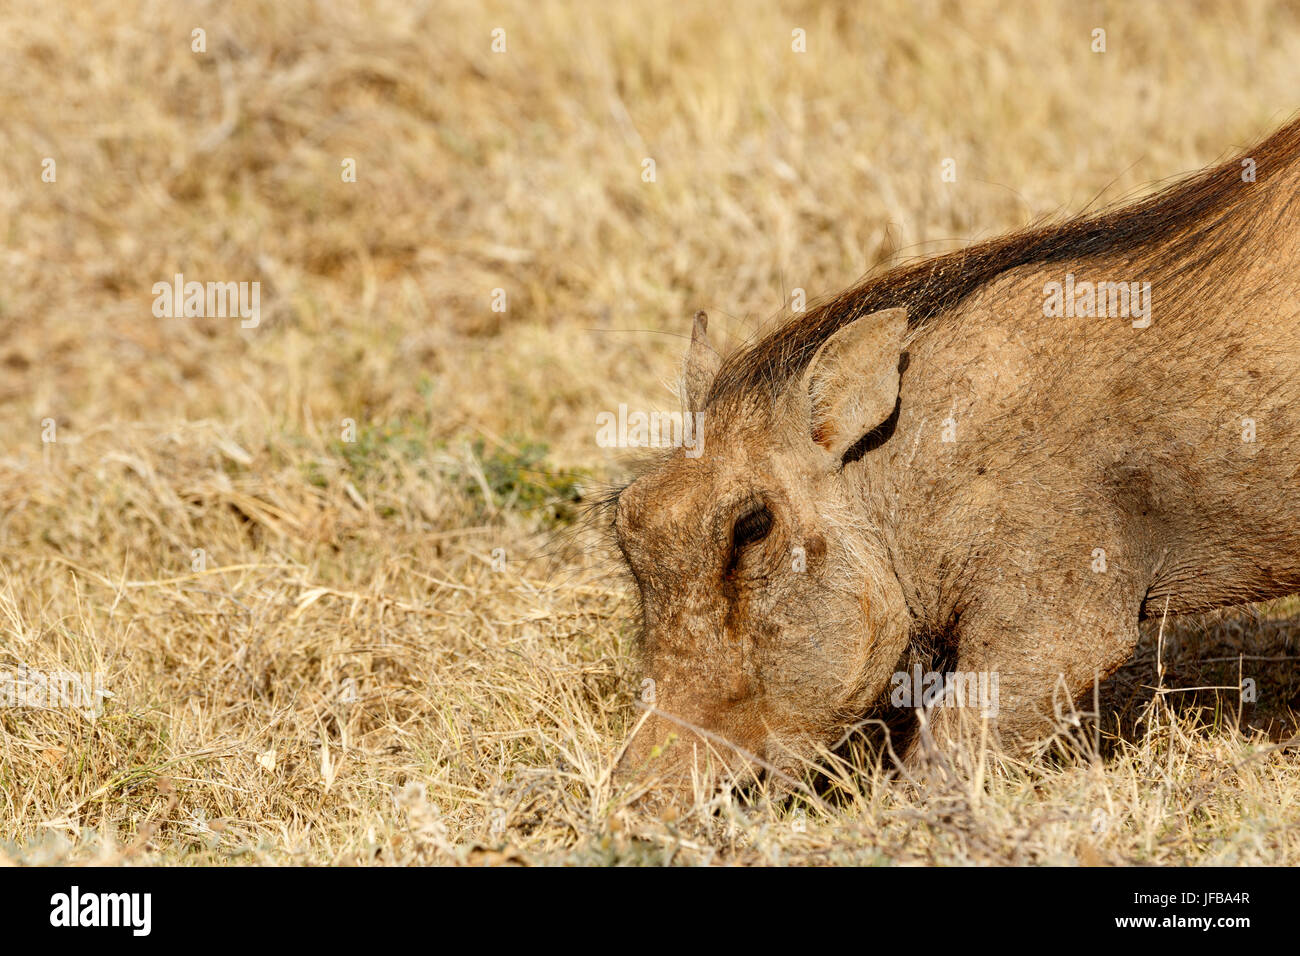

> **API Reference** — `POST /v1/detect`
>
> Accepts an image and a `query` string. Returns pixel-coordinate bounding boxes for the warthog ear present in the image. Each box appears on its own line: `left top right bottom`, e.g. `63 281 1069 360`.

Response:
804 307 908 462
681 310 721 413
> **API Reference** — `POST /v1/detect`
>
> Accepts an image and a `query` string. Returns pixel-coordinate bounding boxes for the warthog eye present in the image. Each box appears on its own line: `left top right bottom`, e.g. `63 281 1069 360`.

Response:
732 504 773 552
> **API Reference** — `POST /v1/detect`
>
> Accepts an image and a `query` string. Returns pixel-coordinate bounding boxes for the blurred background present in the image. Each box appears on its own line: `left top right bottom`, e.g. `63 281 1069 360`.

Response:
1 0 1298 864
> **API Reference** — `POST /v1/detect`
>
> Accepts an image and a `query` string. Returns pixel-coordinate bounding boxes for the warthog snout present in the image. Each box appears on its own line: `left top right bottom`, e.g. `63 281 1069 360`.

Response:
612 692 773 805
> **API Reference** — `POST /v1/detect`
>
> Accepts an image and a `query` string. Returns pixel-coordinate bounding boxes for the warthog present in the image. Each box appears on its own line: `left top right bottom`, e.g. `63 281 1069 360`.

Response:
611 116 1300 797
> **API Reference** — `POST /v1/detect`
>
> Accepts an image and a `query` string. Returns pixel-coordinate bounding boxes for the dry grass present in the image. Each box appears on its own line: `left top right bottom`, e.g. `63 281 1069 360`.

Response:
2 0 1300 865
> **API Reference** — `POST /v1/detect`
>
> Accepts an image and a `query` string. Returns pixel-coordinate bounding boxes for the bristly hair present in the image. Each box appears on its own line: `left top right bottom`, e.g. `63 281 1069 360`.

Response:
706 113 1300 408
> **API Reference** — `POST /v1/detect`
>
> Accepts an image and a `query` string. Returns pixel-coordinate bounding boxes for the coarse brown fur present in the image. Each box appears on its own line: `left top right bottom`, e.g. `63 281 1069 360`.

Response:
613 114 1300 798
710 115 1300 405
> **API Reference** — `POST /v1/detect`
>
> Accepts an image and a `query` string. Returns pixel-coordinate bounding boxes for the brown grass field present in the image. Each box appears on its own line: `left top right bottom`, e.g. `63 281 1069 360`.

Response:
3 0 1300 865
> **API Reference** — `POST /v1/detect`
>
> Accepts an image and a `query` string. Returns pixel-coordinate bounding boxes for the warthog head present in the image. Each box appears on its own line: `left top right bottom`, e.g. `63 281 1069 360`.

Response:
612 308 914 800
